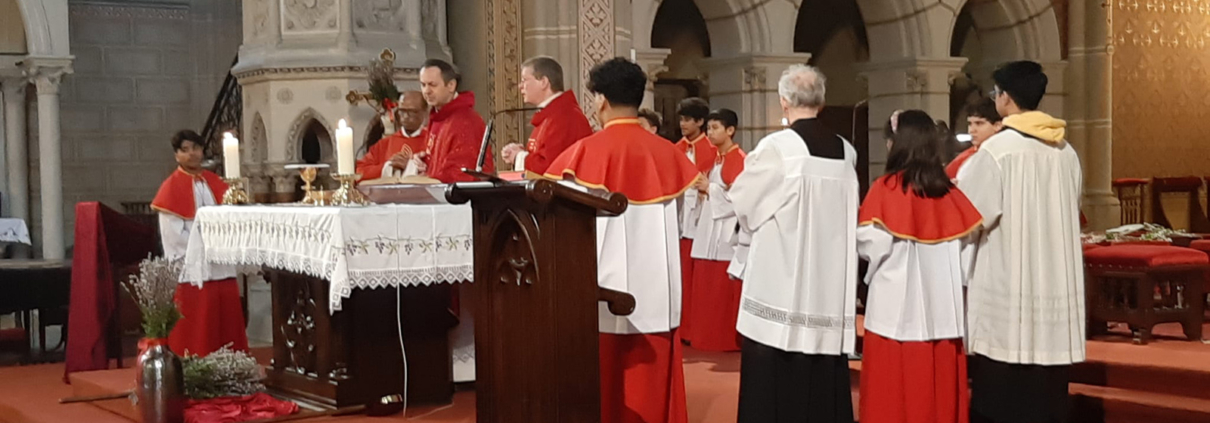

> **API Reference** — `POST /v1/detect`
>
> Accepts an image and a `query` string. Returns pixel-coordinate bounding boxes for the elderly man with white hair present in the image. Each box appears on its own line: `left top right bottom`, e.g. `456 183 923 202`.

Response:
726 64 859 423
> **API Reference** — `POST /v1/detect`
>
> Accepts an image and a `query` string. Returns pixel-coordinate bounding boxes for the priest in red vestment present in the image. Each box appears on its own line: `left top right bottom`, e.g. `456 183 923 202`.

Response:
687 108 745 352
415 59 492 183
356 91 430 181
673 97 714 345
945 97 1001 179
857 110 981 423
150 130 248 357
501 56 593 178
544 57 698 423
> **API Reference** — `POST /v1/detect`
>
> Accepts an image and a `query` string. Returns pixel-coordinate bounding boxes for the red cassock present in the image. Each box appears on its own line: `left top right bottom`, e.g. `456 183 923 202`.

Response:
424 92 493 183
674 134 715 344
687 145 745 352
356 129 430 181
857 173 981 423
945 146 978 180
523 91 593 177
151 169 249 357
545 118 698 423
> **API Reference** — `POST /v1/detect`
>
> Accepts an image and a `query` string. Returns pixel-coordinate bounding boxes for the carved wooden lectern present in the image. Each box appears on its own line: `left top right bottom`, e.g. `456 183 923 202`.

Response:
446 179 635 423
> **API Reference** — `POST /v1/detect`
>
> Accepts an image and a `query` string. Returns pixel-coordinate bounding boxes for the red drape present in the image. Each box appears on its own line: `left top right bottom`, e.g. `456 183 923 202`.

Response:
64 202 159 382
185 393 298 423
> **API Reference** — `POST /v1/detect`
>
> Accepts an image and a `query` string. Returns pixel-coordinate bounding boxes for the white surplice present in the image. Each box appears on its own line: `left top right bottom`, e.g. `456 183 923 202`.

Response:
159 178 235 282
677 140 703 239
690 162 739 261
597 201 682 334
956 130 1085 365
857 226 967 342
727 129 859 355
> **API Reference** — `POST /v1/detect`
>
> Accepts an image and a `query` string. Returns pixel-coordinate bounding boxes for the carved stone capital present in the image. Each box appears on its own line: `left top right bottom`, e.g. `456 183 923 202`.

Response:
18 59 73 95
743 66 768 91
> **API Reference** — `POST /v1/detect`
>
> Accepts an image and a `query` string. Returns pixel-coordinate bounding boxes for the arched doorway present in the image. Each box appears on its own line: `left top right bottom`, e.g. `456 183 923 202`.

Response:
650 0 711 141
299 119 333 165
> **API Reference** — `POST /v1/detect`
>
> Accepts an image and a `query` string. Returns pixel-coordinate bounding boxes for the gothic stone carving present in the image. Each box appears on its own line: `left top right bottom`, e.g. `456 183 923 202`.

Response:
743 66 767 91
905 70 927 91
486 0 523 147
282 0 339 32
284 108 333 162
579 0 615 127
352 0 404 32
251 0 271 40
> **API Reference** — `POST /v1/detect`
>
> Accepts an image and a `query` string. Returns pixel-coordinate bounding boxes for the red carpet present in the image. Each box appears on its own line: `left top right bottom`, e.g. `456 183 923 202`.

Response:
2 319 1208 423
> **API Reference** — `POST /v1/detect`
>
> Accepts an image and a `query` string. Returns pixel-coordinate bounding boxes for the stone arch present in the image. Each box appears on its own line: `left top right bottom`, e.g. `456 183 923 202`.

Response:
248 112 268 163
284 108 334 163
14 0 68 57
633 0 793 56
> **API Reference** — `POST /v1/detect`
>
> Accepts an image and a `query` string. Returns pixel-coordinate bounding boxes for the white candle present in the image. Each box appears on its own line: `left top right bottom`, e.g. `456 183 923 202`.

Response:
336 119 354 174
222 132 241 179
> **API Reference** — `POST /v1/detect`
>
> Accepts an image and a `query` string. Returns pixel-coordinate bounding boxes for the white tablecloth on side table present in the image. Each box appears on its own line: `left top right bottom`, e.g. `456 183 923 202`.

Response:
181 204 474 311
0 218 31 245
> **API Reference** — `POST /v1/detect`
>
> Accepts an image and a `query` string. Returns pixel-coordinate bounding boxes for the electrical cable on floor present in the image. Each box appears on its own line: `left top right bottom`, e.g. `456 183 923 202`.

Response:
396 286 409 417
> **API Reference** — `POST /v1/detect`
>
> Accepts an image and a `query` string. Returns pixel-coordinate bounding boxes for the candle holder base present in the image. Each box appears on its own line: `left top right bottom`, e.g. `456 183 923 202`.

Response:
222 178 250 205
331 174 371 206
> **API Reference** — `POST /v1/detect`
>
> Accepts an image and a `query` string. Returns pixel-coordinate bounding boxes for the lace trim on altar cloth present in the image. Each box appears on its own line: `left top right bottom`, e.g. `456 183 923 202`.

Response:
741 298 856 329
329 265 474 311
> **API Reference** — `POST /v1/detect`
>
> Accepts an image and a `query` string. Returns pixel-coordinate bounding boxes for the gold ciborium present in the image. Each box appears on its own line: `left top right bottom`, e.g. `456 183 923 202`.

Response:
285 164 331 205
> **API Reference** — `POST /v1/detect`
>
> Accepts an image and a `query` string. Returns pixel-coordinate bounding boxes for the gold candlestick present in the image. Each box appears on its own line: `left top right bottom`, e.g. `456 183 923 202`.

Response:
331 173 371 206
221 177 249 205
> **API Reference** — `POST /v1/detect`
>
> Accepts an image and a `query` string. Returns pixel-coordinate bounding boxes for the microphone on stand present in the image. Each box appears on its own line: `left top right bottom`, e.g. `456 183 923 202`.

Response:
463 107 541 182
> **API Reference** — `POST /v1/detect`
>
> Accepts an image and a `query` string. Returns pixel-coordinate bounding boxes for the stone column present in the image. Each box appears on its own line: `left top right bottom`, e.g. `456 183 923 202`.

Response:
1078 0 1119 229
632 48 670 110
698 53 813 150
858 57 967 179
3 80 27 223
23 62 72 259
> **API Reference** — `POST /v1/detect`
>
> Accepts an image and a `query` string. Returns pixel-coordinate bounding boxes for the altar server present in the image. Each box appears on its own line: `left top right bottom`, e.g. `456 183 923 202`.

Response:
415 59 492 183
356 91 429 181
501 56 593 178
673 97 715 344
686 108 745 352
151 129 248 357
945 97 1001 179
956 60 1084 423
544 57 698 423
728 65 858 423
857 110 982 423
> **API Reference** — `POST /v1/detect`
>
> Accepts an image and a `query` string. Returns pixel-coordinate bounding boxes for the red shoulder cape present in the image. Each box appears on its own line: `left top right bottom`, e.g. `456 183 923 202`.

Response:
525 91 594 175
945 146 978 179
544 118 699 204
716 144 746 186
858 173 982 243
676 133 717 174
151 168 228 220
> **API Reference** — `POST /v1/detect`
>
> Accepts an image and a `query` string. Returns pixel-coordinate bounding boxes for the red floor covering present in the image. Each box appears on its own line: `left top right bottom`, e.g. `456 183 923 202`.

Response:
2 319 1208 423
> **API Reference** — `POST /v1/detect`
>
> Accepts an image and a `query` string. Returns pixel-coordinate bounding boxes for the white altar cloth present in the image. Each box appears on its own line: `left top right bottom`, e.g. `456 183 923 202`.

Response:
181 204 474 311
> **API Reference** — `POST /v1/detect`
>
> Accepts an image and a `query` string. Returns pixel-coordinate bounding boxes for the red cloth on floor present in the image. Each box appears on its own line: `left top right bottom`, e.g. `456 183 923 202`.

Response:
169 279 249 357
679 239 695 342
859 330 969 423
185 393 298 423
600 331 688 423
65 202 159 382
687 259 742 352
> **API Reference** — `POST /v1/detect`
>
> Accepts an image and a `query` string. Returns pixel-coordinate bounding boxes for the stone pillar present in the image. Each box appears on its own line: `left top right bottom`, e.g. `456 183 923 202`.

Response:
269 164 298 204
633 48 670 110
1078 0 1119 230
23 62 73 259
698 53 812 150
3 80 27 223
858 57 967 180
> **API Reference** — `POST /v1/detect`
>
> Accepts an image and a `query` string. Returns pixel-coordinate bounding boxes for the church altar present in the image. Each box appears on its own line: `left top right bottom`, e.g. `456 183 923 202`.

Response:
0 218 31 245
180 204 473 311
179 203 474 409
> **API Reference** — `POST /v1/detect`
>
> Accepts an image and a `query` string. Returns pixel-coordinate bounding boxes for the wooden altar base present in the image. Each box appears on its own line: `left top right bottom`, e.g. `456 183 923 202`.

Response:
5 319 1210 423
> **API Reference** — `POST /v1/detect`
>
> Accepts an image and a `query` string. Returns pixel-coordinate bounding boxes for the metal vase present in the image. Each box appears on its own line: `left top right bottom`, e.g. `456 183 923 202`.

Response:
135 339 185 423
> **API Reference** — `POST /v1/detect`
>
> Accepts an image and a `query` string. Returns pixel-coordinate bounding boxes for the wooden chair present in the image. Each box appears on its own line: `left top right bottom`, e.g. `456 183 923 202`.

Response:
1149 177 1210 233
1084 245 1206 344
1113 178 1149 225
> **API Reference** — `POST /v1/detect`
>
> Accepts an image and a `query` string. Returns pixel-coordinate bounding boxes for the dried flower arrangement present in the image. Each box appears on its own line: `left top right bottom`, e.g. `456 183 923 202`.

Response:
182 346 265 399
121 256 184 339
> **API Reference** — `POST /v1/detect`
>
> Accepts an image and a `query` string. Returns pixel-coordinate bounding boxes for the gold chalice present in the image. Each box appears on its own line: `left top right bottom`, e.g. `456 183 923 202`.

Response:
285 164 331 205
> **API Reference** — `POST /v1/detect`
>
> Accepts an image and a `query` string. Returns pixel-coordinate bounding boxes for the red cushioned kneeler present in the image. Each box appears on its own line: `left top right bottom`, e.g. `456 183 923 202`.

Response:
1084 245 1206 344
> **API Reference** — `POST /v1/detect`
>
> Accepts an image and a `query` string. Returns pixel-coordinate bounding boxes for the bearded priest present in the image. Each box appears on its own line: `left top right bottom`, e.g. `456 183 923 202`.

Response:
544 57 699 423
151 130 249 357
